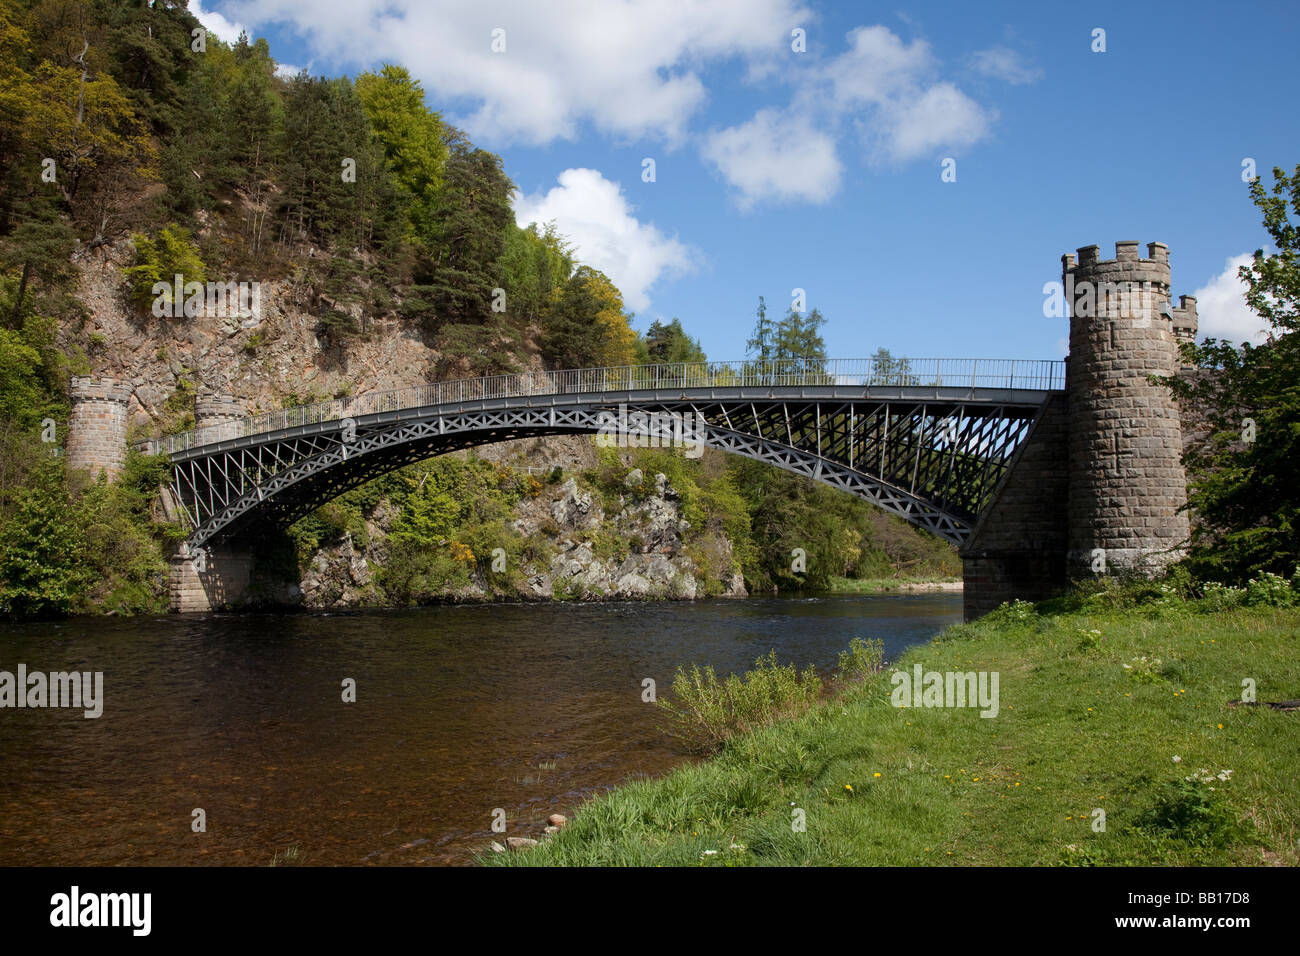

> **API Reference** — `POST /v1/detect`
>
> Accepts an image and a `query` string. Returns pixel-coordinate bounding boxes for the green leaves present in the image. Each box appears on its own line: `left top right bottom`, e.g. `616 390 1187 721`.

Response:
1165 163 1300 583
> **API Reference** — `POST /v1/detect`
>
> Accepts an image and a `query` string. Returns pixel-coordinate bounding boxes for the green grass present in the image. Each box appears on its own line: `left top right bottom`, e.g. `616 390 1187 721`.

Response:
483 602 1300 866
827 575 961 593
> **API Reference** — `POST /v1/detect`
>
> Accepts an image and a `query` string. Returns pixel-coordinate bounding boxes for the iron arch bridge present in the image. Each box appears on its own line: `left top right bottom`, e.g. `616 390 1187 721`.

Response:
137 358 1065 551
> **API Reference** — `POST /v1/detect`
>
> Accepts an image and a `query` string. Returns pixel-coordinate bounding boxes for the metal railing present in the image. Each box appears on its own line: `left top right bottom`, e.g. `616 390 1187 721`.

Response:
137 358 1065 455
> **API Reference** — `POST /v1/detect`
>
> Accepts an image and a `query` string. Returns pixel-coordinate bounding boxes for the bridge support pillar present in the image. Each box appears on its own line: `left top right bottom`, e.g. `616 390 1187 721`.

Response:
960 393 1070 618
169 542 253 612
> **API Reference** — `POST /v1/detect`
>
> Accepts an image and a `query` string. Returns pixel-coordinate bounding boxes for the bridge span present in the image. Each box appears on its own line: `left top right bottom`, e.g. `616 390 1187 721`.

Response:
65 241 1200 618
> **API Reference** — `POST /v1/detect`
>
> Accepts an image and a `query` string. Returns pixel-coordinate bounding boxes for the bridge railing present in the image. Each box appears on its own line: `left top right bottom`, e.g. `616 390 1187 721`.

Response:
138 358 1064 455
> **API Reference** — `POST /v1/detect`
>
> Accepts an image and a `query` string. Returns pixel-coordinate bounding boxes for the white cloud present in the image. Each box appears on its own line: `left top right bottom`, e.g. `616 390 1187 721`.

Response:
274 63 304 80
225 0 810 146
707 24 993 203
968 46 1042 85
513 168 694 312
878 82 991 163
190 0 249 47
701 108 842 209
1193 254 1270 344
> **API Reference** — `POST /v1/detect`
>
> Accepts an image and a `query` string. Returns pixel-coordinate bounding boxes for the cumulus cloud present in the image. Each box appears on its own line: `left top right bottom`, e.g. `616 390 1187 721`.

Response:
225 0 809 145
190 0 249 46
512 169 694 312
968 46 1043 85
1193 254 1270 345
701 109 842 209
707 24 993 203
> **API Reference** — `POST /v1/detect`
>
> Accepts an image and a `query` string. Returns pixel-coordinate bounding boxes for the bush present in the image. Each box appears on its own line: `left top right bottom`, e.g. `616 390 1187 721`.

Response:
1199 581 1247 611
982 598 1037 627
657 650 821 753
836 637 884 683
1134 777 1250 849
123 226 208 312
1243 571 1297 607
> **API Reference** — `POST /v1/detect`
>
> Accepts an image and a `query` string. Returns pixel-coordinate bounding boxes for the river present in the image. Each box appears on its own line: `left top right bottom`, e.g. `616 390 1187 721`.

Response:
0 593 961 865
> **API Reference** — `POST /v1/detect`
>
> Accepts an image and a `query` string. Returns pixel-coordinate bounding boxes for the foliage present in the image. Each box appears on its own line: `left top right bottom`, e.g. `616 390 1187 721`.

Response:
1133 777 1250 850
835 638 884 683
1163 162 1300 582
657 650 822 753
0 460 85 618
123 225 207 310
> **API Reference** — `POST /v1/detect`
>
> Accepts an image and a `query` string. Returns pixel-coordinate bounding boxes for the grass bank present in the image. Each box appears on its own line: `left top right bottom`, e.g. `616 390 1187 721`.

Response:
827 575 962 593
484 598 1299 866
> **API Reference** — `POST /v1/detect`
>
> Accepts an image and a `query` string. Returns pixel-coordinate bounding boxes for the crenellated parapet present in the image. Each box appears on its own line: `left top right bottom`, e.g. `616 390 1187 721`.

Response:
195 393 246 445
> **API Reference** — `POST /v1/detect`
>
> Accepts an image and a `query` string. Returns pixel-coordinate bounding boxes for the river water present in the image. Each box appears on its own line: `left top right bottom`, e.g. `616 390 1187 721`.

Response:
0 594 961 866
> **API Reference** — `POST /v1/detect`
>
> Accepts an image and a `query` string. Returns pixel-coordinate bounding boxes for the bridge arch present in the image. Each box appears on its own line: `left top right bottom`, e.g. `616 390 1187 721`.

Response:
139 359 1062 553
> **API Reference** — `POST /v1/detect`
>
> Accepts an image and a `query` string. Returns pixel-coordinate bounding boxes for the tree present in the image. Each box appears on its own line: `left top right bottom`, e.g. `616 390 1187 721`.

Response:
746 296 772 362
1163 162 1300 581
772 306 827 363
644 318 706 364
542 266 638 368
419 134 513 325
498 221 574 326
868 347 916 385
0 463 86 619
356 64 448 247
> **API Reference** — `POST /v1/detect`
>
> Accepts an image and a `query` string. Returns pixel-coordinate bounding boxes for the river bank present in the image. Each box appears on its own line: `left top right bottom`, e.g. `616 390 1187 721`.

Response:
485 596 1300 866
827 576 962 593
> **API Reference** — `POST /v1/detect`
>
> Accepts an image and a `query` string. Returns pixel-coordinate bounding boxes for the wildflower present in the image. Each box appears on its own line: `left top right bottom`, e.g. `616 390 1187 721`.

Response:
873 772 881 778
1172 755 1181 763
845 784 853 792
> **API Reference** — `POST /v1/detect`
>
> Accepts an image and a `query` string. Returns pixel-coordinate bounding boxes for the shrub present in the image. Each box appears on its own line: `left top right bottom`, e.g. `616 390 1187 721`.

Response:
983 598 1037 627
1122 656 1166 684
123 226 208 312
1199 581 1247 611
657 650 821 753
1243 571 1297 607
1133 776 1250 849
835 637 884 683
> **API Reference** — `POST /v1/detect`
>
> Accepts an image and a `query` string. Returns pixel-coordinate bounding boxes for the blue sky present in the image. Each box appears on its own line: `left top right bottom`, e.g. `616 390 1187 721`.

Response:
193 0 1300 361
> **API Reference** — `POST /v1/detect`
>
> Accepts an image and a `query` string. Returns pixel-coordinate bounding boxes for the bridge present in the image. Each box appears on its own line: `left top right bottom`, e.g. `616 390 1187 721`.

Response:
65 240 1201 618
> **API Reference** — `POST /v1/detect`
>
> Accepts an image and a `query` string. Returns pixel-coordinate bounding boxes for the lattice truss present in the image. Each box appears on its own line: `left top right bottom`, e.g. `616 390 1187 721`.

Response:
168 398 1040 549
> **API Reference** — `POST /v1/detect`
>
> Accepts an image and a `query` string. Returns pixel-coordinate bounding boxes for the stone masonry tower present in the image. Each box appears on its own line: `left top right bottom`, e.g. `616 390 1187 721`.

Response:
195 393 245 444
66 376 130 479
1063 241 1191 577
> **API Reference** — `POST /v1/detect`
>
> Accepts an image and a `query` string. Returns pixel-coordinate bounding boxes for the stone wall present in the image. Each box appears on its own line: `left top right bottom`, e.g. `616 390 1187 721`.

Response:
66 376 131 479
960 393 1069 618
1063 241 1191 578
168 543 254 612
195 393 245 444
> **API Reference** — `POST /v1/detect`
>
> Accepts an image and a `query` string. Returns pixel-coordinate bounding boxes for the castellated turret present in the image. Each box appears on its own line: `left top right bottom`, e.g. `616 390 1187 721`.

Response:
1063 241 1191 577
66 376 131 479
195 393 246 444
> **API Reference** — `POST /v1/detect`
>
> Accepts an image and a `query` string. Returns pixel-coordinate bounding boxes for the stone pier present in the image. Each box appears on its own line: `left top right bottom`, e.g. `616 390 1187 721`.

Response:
960 240 1197 617
168 542 254 613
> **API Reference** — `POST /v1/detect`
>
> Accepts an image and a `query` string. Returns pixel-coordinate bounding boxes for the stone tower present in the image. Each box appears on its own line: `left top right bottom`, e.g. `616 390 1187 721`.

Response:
195 393 245 444
66 376 131 479
1063 241 1191 577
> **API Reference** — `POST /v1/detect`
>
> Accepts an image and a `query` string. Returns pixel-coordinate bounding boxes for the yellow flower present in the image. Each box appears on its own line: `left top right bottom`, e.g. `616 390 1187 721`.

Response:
845 784 853 792
1217 723 1224 729
873 772 882 778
